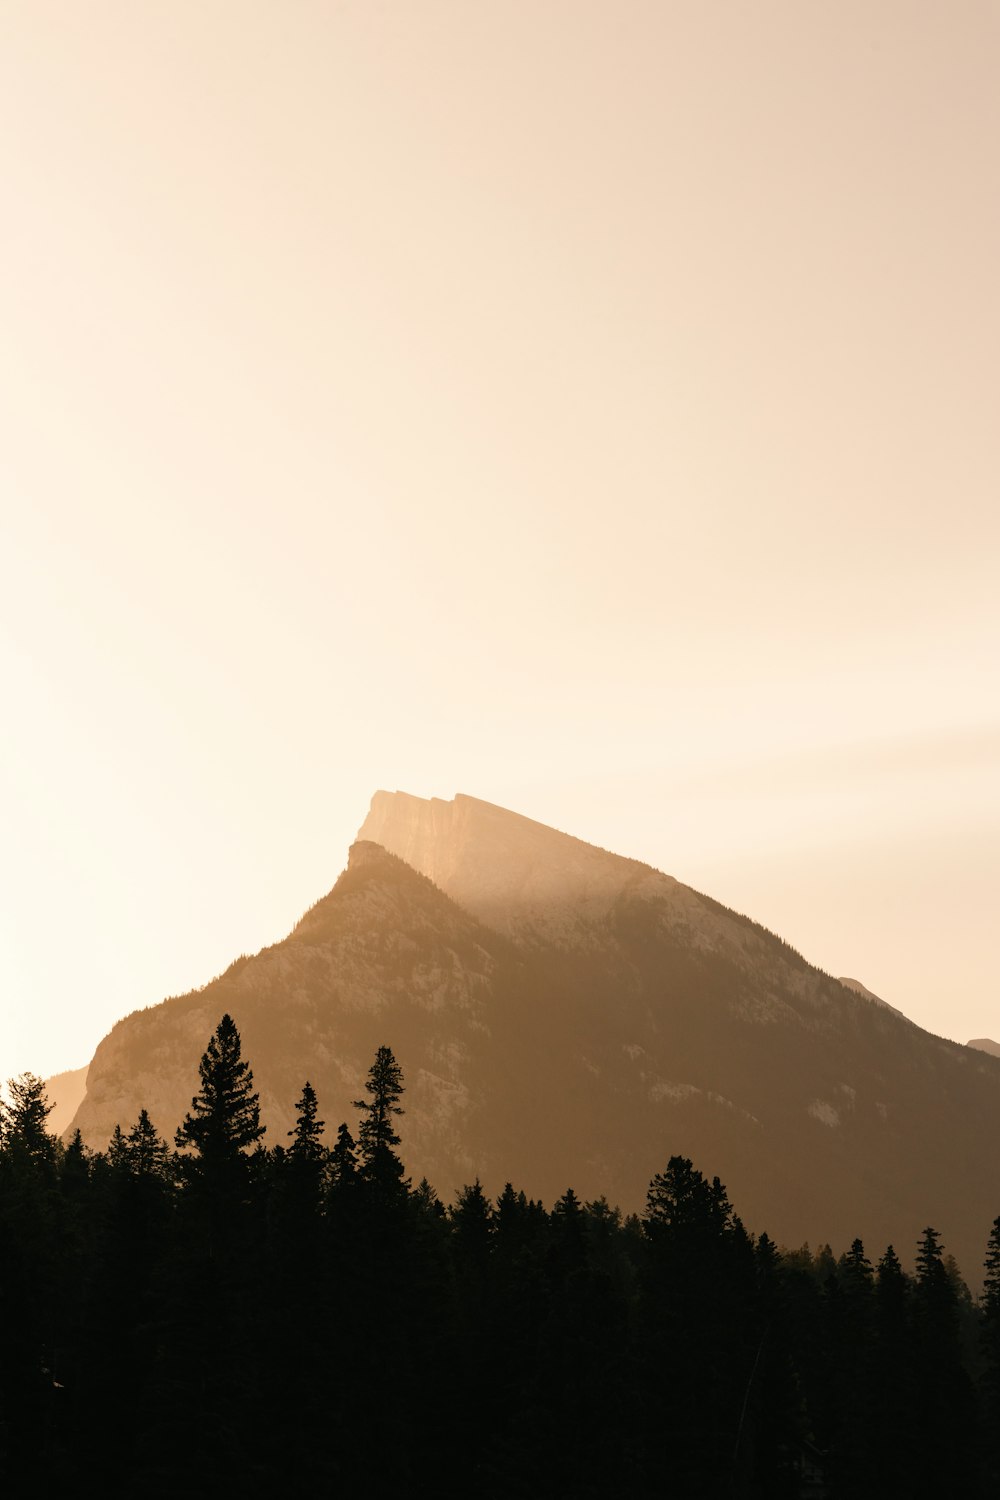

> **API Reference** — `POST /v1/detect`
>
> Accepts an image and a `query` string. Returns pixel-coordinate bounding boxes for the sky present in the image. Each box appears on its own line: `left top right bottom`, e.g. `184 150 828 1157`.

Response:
1 1 997 1081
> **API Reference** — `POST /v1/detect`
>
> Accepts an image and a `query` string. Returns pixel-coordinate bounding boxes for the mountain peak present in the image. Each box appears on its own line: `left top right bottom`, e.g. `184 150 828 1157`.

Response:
357 789 673 940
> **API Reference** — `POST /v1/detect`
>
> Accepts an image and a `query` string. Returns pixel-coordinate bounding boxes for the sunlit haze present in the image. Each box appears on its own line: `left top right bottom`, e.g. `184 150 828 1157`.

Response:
1 1 997 1080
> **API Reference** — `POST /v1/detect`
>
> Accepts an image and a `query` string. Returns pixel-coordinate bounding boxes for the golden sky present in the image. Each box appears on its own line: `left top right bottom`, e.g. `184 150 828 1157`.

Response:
1 2 998 1078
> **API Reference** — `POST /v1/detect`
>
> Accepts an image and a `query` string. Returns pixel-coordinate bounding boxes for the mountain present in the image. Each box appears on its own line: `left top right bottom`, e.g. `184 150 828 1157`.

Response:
69 791 1000 1278
43 1064 89 1136
968 1038 1000 1058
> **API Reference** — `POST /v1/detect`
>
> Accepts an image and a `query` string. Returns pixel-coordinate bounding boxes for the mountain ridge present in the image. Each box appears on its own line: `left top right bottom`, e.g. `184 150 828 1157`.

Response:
67 793 1000 1279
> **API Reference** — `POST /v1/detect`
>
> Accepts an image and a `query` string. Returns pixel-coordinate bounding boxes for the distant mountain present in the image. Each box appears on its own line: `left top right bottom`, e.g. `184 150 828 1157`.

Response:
968 1038 1000 1058
70 791 1000 1278
44 1064 89 1136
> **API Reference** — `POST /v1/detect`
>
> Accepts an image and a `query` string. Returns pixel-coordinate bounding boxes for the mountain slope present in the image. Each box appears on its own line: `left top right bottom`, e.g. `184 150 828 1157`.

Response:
70 792 1000 1279
72 843 518 1193
838 975 908 1021
43 1064 89 1136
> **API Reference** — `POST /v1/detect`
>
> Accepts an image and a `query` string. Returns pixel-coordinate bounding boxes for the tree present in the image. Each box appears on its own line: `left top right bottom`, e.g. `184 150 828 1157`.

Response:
288 1082 325 1163
174 1014 264 1192
107 1124 129 1171
2 1073 57 1168
127 1109 170 1180
869 1245 917 1495
983 1216 1000 1368
912 1226 976 1491
450 1179 495 1276
329 1121 358 1189
982 1216 1000 1482
353 1045 406 1190
278 1082 328 1236
640 1158 756 1494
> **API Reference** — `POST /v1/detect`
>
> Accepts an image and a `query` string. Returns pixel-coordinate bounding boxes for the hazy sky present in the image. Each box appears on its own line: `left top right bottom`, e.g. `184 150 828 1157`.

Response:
2 2 997 1081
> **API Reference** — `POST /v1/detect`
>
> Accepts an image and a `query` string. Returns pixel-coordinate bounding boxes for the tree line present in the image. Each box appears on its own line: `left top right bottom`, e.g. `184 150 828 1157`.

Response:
3 1013 1000 1497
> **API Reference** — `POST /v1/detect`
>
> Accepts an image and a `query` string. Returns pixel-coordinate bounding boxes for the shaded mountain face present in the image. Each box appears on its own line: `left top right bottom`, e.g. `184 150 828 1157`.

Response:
43 1064 89 1136
72 792 1000 1279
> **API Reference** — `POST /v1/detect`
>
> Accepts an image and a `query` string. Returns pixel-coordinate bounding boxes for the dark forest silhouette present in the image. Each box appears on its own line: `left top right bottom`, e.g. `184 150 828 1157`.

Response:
3 1015 1000 1497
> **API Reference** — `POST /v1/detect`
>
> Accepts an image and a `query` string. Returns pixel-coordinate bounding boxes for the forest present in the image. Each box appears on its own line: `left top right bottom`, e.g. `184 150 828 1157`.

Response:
3 1013 1000 1498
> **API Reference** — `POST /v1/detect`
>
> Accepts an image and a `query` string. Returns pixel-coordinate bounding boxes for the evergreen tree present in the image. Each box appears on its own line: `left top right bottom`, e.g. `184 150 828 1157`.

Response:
126 1109 170 1179
450 1179 495 1279
353 1045 406 1190
983 1215 1000 1378
644 1155 734 1238
824 1238 878 1495
640 1158 757 1496
174 1014 265 1240
2 1073 57 1169
872 1240 914 1484
278 1082 328 1235
60 1129 91 1196
287 1081 325 1163
985 1216 1000 1317
329 1121 359 1189
175 1014 265 1165
912 1226 976 1495
107 1124 129 1171
982 1215 1000 1484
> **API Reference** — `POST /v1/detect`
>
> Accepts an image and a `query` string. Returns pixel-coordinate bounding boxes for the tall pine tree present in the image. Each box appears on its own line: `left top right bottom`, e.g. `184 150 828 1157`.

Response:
353 1045 406 1192
175 1014 264 1165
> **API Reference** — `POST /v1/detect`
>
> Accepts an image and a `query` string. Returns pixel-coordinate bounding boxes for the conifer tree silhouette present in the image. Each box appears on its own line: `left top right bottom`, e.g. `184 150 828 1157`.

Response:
175 1014 264 1218
329 1121 359 1187
353 1045 405 1190
123 1108 170 1178
288 1081 325 1162
1 1073 56 1167
983 1216 1000 1372
176 1014 264 1161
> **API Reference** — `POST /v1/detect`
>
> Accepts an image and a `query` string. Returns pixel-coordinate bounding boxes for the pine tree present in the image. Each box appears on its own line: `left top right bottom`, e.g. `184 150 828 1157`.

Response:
912 1226 976 1492
127 1109 170 1179
107 1123 130 1170
2 1073 57 1168
288 1082 325 1163
983 1216 1000 1365
174 1014 264 1218
353 1045 406 1190
644 1156 735 1238
640 1158 755 1494
176 1015 264 1162
869 1244 916 1495
982 1216 1000 1482
60 1129 91 1192
279 1081 328 1235
450 1179 495 1274
329 1121 358 1189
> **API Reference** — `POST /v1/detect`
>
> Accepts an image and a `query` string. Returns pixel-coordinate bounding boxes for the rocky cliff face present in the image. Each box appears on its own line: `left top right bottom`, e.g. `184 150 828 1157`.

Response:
70 793 1000 1280
358 790 706 945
